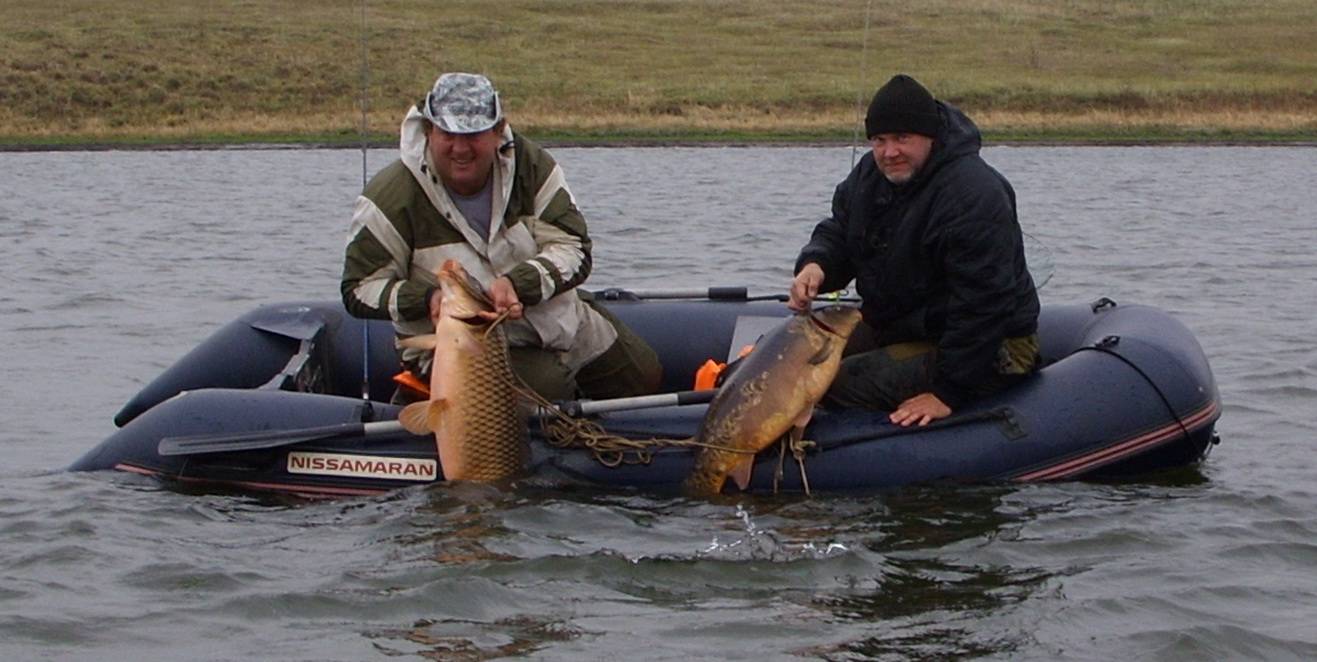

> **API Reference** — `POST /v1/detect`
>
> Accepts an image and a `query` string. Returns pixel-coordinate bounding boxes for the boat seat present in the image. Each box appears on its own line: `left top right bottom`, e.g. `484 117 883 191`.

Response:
727 316 784 360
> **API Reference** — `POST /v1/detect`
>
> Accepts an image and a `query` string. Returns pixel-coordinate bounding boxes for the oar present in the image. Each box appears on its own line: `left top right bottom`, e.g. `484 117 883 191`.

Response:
156 388 719 457
158 420 407 456
594 286 751 301
592 285 871 303
593 286 791 302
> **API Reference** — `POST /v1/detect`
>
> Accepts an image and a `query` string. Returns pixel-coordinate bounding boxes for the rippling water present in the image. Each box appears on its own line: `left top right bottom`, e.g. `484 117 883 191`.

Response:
2 145 1314 660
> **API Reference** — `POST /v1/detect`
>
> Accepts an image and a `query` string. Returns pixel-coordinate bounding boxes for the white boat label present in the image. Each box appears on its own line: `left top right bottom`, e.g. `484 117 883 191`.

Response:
287 452 438 481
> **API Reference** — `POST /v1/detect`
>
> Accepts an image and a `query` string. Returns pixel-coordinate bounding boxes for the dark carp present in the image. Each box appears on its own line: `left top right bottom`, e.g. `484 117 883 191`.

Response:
684 305 862 495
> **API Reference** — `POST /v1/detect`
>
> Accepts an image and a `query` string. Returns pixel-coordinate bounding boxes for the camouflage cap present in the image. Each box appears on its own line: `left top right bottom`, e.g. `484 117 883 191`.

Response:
423 73 503 134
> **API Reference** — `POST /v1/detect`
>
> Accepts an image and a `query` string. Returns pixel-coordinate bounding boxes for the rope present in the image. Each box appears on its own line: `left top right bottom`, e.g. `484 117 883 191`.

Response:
477 315 760 467
1075 341 1192 442
522 383 750 469
478 315 814 490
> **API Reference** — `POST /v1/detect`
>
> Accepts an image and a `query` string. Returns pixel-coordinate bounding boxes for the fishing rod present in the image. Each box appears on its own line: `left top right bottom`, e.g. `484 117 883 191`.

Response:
851 0 874 169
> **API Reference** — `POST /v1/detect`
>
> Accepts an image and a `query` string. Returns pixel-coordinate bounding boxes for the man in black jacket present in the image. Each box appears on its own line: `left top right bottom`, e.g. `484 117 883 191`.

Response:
788 74 1040 427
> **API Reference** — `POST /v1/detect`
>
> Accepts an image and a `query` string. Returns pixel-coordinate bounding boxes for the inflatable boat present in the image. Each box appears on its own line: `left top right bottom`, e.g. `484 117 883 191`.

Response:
71 291 1221 497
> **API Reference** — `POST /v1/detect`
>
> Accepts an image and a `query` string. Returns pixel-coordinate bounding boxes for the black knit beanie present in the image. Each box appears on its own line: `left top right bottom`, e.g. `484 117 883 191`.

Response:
864 74 941 138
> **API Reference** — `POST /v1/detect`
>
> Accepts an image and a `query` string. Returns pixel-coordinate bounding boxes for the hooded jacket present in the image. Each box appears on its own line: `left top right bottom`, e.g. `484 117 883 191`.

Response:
795 101 1039 408
342 105 616 372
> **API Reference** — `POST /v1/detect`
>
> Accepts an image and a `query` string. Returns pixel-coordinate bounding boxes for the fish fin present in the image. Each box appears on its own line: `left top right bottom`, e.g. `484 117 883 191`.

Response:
728 456 755 491
398 334 438 350
454 332 485 356
807 338 836 365
426 399 448 431
398 402 433 434
792 407 815 430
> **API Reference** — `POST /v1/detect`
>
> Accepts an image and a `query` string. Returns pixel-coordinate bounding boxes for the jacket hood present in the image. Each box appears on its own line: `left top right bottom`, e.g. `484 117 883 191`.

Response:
398 103 515 177
902 101 982 189
397 103 517 249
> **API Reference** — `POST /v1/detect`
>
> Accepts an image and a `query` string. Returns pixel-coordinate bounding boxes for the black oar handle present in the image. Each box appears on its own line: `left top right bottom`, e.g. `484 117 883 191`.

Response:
593 287 749 301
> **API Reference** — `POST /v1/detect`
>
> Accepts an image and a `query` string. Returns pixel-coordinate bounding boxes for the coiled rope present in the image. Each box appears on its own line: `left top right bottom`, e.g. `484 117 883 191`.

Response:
481 317 802 476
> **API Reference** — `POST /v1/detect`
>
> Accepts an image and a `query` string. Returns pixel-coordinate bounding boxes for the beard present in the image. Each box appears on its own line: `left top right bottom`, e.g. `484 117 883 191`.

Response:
881 168 914 185
877 155 924 185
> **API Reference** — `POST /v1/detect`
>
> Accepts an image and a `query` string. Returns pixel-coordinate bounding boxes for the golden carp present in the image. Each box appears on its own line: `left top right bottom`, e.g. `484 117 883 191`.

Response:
397 260 526 482
684 305 862 496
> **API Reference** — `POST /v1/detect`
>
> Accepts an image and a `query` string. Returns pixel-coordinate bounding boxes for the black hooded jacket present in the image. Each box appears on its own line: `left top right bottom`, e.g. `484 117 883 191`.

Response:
794 101 1039 408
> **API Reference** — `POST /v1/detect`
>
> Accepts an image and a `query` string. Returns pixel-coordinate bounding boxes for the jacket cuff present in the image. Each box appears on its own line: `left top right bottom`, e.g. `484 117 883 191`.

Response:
794 252 825 276
505 262 546 306
398 281 434 322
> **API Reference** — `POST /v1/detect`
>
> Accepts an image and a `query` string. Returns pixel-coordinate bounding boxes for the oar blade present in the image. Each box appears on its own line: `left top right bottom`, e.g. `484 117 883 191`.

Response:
157 421 369 456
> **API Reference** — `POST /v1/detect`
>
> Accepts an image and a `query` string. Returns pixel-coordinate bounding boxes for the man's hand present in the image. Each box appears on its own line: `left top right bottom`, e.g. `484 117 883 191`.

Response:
890 392 951 427
788 263 825 312
482 276 524 320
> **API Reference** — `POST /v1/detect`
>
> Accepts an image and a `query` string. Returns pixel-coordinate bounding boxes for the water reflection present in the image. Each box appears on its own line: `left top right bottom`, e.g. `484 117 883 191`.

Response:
363 615 585 659
809 486 1055 659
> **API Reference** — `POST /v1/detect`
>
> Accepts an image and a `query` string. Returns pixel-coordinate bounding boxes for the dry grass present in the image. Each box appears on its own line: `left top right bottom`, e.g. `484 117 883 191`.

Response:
2 0 1314 145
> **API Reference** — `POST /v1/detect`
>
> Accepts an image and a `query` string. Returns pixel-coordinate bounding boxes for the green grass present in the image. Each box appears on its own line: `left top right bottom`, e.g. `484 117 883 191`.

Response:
2 0 1315 146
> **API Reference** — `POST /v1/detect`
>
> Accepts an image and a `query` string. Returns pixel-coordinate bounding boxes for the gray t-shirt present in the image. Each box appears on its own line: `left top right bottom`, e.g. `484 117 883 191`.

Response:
449 177 494 243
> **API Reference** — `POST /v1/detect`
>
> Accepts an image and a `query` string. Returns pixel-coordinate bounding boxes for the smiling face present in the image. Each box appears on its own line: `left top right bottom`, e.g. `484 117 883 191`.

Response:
870 132 934 185
425 121 503 196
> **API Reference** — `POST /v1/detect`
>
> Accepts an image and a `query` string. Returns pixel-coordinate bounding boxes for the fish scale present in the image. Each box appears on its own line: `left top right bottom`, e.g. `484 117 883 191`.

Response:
454 325 525 481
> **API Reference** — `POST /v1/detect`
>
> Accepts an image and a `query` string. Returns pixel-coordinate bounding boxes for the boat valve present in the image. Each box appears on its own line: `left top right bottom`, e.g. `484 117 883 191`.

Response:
1095 335 1121 348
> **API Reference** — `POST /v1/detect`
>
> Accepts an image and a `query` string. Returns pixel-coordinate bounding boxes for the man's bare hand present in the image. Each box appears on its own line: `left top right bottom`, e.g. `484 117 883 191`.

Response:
482 276 524 320
788 263 825 312
890 392 951 427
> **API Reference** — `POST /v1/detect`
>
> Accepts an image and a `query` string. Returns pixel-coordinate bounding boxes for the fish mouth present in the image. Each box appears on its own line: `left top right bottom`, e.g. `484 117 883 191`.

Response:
806 306 855 337
808 313 841 335
453 312 490 326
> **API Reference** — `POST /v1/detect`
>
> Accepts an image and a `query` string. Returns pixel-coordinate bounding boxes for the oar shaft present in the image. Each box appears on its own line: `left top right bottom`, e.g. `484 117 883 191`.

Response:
560 389 716 417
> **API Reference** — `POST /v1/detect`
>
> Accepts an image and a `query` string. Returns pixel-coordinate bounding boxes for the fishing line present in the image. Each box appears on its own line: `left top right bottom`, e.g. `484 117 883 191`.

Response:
850 0 874 168
359 0 369 189
358 0 373 415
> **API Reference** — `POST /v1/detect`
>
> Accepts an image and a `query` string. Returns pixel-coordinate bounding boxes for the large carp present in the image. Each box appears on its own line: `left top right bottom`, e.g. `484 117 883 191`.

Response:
684 305 862 496
397 260 526 482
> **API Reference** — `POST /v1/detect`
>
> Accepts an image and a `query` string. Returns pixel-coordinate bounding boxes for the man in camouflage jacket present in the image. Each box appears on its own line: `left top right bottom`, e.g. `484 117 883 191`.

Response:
342 73 660 402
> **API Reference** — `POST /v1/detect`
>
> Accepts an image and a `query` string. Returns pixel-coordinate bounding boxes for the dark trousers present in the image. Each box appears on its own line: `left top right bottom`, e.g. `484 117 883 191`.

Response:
823 324 1039 411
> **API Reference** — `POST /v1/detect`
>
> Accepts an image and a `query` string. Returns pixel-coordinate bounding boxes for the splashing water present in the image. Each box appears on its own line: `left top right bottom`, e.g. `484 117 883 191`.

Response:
699 504 850 562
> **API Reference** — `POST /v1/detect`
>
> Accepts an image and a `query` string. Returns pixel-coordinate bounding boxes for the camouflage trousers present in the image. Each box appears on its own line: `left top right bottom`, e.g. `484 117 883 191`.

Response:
508 300 662 402
822 328 1040 411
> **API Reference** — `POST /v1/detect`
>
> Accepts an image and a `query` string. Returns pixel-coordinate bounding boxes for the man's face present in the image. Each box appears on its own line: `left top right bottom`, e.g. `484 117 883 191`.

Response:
426 123 502 195
870 132 934 185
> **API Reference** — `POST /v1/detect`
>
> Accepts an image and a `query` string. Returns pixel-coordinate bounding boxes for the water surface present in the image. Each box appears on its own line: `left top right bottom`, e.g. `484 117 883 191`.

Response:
1 145 1314 660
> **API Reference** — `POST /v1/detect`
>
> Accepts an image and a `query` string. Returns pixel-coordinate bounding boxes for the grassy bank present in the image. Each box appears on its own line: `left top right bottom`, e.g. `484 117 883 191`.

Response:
3 0 1315 147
